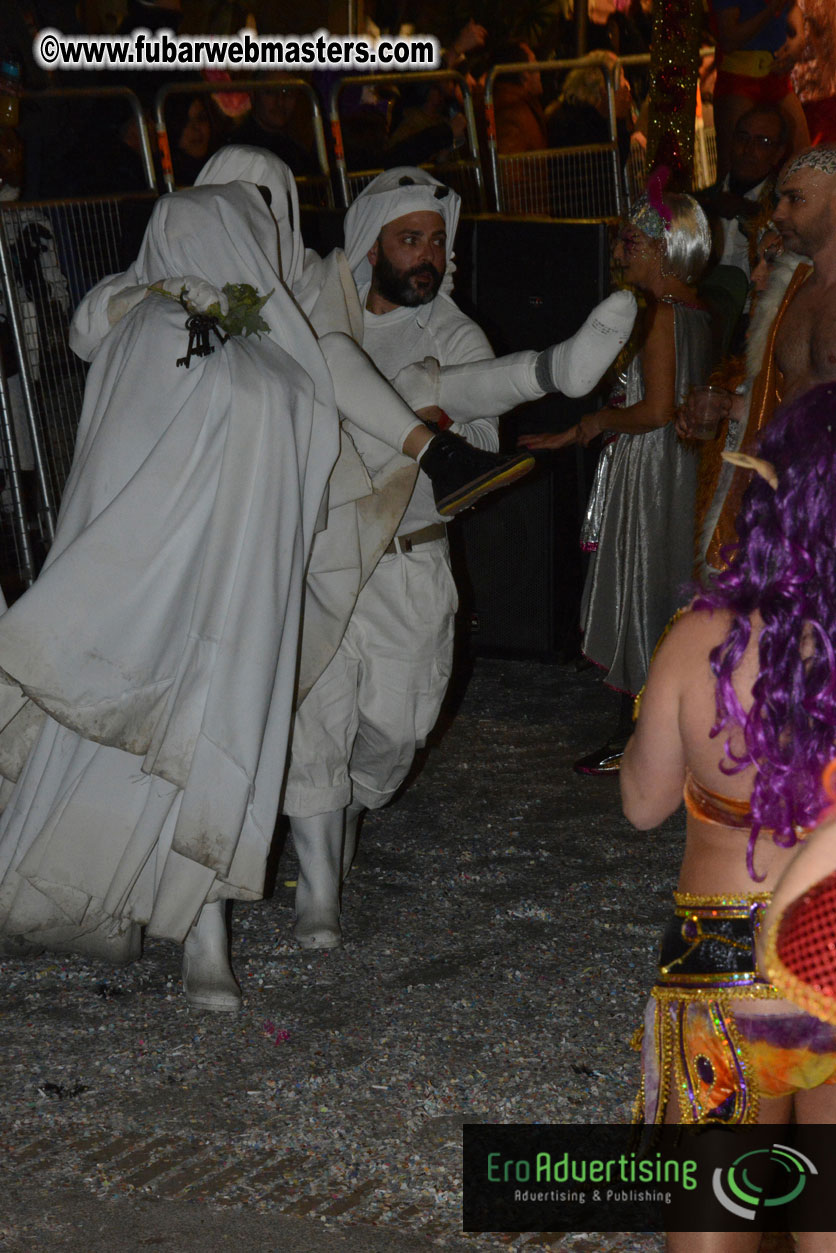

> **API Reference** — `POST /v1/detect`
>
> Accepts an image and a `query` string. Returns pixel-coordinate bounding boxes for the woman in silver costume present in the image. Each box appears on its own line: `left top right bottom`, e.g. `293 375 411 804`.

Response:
521 179 714 773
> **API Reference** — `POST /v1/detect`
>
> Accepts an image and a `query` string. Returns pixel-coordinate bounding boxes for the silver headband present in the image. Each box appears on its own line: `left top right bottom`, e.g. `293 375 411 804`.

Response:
782 146 836 180
628 194 668 240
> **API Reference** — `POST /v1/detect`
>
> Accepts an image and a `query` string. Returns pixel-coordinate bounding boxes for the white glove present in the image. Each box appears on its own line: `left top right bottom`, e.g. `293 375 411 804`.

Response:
106 284 150 327
391 356 440 412
151 276 229 316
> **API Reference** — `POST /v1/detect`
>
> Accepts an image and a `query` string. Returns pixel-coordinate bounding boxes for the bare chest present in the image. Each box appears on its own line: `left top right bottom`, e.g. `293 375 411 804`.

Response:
774 282 836 397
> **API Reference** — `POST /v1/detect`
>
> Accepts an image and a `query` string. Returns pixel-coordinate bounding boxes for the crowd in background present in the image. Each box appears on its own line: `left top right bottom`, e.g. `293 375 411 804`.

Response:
0 0 832 206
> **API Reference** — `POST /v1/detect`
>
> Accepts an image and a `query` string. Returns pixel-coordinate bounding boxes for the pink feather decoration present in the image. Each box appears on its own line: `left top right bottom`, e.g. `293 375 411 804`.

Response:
646 166 673 229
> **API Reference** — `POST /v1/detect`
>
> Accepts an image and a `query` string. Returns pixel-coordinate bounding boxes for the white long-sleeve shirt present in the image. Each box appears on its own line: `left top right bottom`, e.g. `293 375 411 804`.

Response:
355 285 499 535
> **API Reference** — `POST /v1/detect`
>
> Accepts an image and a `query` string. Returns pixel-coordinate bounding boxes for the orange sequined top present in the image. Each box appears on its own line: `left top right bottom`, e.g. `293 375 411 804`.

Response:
684 769 812 845
684 769 754 829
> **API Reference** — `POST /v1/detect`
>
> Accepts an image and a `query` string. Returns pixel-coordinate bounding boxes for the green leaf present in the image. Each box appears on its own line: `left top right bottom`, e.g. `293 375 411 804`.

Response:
218 283 273 338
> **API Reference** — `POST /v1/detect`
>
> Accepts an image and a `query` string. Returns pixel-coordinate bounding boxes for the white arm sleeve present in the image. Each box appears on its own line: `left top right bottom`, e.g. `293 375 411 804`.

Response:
392 350 544 418
318 331 423 453
70 271 229 361
69 268 138 361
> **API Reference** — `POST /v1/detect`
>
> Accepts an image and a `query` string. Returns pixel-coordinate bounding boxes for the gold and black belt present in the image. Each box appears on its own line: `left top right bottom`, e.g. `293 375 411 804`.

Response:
656 892 772 989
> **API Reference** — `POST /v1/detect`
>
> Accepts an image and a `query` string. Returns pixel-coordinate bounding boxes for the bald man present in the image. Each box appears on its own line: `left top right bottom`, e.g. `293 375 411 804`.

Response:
770 146 836 399
705 145 836 565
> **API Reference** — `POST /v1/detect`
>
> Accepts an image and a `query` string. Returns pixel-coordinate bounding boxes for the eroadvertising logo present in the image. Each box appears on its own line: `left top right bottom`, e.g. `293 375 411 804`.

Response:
462 1125 836 1234
712 1143 817 1220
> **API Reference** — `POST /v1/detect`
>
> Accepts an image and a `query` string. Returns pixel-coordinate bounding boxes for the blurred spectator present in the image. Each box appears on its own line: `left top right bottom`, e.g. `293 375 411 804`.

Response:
545 0 646 58
339 83 392 172
699 102 790 278
484 42 549 216
627 0 654 48
116 0 194 111
585 0 648 57
491 42 548 154
696 102 797 363
541 0 649 105
443 18 488 71
165 93 218 185
384 78 467 167
545 49 636 166
83 109 152 194
695 104 789 358
708 0 809 179
196 0 253 36
791 0 836 142
1 0 68 90
231 78 318 175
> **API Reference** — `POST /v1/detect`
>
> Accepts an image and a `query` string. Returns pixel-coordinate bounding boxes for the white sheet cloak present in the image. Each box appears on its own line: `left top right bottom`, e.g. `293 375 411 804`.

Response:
0 183 339 947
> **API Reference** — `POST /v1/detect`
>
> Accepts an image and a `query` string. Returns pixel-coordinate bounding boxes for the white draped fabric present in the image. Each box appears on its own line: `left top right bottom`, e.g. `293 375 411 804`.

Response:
68 149 419 708
195 150 418 702
0 183 339 950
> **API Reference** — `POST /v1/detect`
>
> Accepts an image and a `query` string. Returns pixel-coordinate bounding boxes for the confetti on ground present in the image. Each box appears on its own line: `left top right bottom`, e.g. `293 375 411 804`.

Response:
0 658 676 1251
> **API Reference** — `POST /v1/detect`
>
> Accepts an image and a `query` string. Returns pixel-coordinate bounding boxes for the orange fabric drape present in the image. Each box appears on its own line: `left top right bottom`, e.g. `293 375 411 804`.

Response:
705 263 813 569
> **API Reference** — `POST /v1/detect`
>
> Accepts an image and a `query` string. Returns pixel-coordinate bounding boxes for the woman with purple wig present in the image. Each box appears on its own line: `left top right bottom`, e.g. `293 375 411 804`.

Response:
622 381 836 1169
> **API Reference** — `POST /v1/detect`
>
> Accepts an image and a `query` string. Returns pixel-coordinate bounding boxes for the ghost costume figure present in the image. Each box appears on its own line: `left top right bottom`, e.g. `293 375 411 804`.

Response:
72 146 538 524
0 183 339 1011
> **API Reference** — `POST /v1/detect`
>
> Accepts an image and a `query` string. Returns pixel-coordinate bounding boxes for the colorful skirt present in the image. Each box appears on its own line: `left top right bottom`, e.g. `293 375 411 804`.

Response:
636 892 836 1124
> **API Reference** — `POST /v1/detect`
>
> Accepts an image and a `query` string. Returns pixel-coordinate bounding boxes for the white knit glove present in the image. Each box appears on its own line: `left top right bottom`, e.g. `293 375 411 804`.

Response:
391 356 440 411
152 276 229 316
106 276 230 328
106 284 150 327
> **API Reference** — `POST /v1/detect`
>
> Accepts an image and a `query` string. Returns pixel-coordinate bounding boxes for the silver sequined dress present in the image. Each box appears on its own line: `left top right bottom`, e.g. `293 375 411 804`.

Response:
580 302 713 695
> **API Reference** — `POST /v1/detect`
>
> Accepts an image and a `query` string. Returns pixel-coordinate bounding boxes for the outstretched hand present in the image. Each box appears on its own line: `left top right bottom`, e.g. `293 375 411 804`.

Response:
518 426 579 452
453 19 488 55
576 411 605 446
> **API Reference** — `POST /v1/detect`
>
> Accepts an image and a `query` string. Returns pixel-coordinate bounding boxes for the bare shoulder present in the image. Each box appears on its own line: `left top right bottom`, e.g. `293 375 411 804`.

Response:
649 605 734 677
645 299 675 336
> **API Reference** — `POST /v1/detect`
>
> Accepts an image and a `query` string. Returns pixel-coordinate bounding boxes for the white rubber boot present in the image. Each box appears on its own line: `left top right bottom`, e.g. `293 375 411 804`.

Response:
342 801 366 881
536 290 638 397
181 899 241 1012
291 811 345 949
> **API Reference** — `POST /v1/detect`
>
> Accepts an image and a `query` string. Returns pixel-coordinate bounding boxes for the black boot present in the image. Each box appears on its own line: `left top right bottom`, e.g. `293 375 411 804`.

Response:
573 731 629 775
573 695 635 776
419 431 535 517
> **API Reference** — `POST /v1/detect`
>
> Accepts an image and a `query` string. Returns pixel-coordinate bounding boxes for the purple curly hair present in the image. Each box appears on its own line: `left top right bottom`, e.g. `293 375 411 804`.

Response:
694 381 836 879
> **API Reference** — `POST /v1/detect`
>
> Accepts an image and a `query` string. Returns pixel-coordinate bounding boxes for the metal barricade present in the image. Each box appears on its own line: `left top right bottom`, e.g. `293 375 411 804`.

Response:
483 58 624 221
0 89 158 593
0 192 158 558
330 71 486 210
625 137 648 205
155 79 334 208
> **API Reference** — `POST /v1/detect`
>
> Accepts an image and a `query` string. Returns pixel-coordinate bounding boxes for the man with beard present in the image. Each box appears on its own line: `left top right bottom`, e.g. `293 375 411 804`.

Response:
283 169 525 949
284 166 635 946
701 145 836 565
